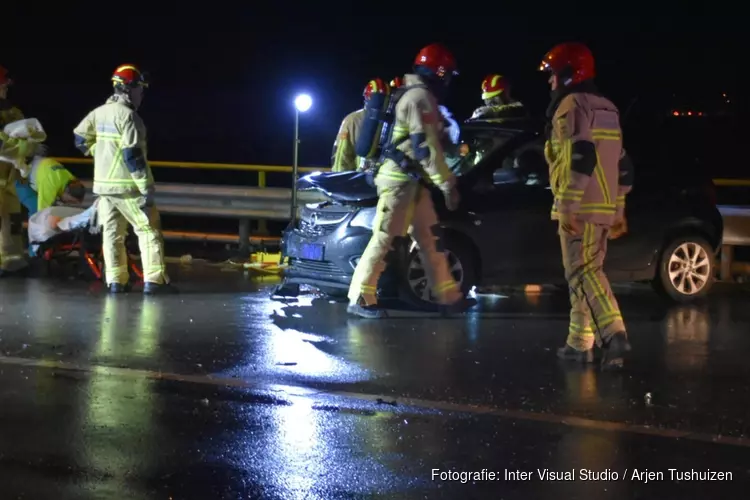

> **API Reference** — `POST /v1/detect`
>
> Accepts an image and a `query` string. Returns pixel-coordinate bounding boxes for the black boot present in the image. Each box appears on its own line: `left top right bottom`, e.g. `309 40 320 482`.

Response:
556 345 594 363
143 282 179 295
347 296 387 319
0 257 29 278
600 331 631 370
108 283 131 294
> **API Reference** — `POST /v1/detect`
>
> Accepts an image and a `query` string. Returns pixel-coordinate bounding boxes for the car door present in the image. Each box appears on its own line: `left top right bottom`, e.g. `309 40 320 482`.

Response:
461 137 561 285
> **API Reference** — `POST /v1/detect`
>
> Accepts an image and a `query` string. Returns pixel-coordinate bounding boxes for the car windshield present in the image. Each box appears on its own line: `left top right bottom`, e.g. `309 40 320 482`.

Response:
446 126 515 176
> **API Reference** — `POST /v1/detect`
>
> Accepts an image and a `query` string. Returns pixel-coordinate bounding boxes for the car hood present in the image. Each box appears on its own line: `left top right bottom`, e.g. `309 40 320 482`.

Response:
297 171 378 203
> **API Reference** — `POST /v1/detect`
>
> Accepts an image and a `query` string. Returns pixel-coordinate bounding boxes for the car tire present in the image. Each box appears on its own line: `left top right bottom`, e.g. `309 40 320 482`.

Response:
399 235 477 309
654 235 715 302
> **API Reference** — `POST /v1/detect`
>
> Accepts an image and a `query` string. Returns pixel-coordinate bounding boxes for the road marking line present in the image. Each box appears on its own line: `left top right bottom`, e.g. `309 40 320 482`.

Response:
1 354 748 449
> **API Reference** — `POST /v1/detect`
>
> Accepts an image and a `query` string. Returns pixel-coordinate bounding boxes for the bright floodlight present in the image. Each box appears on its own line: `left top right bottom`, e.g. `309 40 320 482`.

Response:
294 94 312 112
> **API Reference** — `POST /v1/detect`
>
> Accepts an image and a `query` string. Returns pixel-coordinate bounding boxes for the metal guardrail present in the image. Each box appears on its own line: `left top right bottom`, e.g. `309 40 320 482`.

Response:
76 180 328 253
79 181 327 221
717 206 750 282
714 179 750 187
56 158 750 264
57 157 332 246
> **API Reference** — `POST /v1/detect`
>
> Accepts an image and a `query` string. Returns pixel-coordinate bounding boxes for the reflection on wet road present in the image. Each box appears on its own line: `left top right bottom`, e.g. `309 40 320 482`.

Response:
1 264 749 498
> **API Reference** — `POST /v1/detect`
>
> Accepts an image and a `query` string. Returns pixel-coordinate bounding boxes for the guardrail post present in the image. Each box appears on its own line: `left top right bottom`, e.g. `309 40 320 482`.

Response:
257 171 268 235
238 218 251 257
720 244 734 282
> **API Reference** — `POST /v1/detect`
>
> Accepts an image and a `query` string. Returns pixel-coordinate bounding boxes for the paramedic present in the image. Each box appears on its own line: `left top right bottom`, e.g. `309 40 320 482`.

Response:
15 152 86 215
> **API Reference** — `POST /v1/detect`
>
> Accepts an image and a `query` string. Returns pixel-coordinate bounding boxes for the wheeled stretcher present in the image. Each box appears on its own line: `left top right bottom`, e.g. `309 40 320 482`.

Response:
29 206 142 281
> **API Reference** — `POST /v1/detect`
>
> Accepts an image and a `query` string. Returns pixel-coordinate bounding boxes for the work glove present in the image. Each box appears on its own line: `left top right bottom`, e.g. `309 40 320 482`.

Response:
609 216 628 240
88 205 102 234
443 185 460 211
558 212 582 236
139 188 155 209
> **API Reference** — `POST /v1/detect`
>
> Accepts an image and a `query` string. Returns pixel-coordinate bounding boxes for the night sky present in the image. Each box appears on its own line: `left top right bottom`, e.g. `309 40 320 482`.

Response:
4 13 741 174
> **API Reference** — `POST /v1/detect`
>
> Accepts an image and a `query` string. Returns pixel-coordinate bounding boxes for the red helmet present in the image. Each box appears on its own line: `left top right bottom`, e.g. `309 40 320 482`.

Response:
481 74 508 100
112 64 149 89
363 78 388 100
413 43 458 79
0 65 12 86
390 76 403 89
538 42 595 86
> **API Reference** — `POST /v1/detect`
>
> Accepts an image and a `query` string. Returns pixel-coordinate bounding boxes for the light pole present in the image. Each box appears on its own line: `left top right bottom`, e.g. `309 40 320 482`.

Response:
292 93 312 223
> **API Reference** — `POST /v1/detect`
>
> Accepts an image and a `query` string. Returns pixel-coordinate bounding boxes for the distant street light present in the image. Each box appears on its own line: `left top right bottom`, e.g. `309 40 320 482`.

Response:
294 94 312 113
291 93 313 222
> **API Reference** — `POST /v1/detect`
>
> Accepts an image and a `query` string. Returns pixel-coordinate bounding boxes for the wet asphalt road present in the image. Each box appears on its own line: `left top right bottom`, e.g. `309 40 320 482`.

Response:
1 263 750 499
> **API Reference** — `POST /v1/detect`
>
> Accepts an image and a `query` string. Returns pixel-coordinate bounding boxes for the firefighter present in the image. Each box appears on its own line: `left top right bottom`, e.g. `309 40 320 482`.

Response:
539 42 633 369
395 75 460 152
73 64 175 294
0 65 28 276
347 43 476 318
469 74 527 121
331 79 388 172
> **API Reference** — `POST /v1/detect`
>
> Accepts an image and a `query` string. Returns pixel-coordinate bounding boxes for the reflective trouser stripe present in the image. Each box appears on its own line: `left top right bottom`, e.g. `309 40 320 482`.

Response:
98 194 169 285
561 222 625 351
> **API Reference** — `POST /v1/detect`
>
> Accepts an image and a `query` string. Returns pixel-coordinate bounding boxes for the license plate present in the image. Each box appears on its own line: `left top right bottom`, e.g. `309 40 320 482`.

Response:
299 242 325 261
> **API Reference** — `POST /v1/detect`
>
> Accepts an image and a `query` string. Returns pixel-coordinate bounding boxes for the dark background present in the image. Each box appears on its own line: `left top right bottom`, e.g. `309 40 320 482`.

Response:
4 13 741 178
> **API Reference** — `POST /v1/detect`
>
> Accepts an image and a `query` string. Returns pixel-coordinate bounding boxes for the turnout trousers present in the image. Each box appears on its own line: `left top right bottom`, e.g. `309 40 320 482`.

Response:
348 181 461 306
98 194 169 286
0 166 25 272
560 221 626 351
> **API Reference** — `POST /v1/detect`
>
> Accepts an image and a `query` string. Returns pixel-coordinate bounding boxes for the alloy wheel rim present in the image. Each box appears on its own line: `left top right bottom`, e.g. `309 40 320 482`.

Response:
667 242 710 295
407 250 464 303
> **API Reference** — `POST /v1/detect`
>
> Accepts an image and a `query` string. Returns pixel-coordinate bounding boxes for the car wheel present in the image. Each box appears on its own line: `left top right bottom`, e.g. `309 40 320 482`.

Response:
400 236 476 308
654 236 715 302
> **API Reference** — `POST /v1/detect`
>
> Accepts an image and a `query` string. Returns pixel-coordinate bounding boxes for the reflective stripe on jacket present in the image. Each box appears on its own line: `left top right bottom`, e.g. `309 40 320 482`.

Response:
73 94 153 196
376 73 454 192
331 109 365 172
545 92 624 226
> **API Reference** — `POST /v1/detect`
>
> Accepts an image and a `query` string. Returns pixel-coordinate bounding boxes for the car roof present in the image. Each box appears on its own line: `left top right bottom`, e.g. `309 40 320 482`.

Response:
461 117 544 135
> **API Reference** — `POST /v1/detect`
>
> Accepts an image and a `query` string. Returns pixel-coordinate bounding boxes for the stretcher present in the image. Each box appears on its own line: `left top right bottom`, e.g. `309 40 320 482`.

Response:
30 206 142 281
35 230 143 281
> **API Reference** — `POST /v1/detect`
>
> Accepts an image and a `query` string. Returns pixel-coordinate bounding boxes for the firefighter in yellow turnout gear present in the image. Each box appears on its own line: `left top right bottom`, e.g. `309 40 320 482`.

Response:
347 44 476 318
0 65 29 275
73 64 175 294
331 109 365 172
331 79 389 172
540 42 632 369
